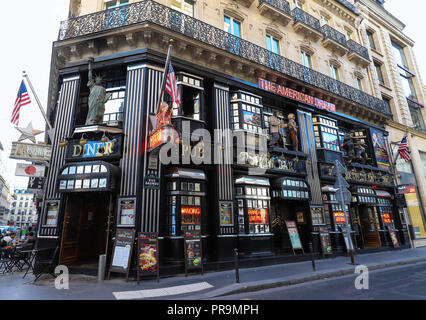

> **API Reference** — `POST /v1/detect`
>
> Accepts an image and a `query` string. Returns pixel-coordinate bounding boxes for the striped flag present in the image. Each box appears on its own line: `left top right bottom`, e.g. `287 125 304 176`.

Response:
11 80 31 126
398 136 411 162
165 62 181 109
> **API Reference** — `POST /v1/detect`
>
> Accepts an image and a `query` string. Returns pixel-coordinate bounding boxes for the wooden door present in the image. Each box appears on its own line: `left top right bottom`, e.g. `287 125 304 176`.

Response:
360 207 381 248
59 195 83 265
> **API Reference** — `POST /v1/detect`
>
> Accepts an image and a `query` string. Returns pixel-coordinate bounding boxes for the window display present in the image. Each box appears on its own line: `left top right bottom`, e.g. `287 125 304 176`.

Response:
312 116 340 151
230 90 264 134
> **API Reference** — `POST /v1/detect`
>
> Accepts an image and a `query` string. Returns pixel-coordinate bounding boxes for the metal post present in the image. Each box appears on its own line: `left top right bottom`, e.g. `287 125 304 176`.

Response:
234 248 240 283
309 242 316 272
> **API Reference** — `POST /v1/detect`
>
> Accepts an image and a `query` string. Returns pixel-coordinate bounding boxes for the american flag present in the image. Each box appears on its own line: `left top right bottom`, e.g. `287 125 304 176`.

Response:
165 62 181 109
11 80 31 126
398 136 411 162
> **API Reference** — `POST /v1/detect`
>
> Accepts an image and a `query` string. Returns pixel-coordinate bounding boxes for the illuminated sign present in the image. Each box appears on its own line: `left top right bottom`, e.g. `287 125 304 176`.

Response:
181 207 201 215
397 185 417 194
382 213 392 224
333 211 346 225
258 78 336 113
248 209 269 224
149 128 164 151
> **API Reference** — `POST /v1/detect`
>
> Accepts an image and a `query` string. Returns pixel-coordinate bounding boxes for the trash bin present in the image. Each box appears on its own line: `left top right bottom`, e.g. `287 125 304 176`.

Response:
98 254 106 281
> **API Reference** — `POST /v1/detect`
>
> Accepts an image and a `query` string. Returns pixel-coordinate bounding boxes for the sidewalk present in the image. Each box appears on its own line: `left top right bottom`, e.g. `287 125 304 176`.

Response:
1 247 426 300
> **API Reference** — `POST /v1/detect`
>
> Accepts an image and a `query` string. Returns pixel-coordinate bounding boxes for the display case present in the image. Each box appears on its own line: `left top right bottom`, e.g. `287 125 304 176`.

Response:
230 90 264 134
312 115 342 163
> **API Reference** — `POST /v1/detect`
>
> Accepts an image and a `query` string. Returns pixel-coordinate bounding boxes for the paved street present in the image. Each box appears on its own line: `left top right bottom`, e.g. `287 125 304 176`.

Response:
216 262 426 300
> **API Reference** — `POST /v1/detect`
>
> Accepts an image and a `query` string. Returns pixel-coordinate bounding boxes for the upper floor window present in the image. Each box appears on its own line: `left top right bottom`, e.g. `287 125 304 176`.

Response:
320 14 330 26
382 96 392 114
266 35 279 54
105 0 129 9
301 51 312 68
366 30 376 50
330 64 340 81
374 61 385 85
171 0 195 16
392 42 408 68
407 100 426 132
356 77 363 91
400 75 417 100
293 0 304 9
224 16 241 38
345 29 353 41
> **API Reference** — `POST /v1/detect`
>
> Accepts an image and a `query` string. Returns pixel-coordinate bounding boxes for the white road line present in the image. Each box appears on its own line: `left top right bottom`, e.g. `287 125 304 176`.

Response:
112 282 214 300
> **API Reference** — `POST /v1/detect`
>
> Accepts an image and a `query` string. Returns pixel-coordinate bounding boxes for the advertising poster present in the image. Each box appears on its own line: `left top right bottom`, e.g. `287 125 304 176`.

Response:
138 232 159 282
285 221 303 250
109 229 135 281
184 231 203 272
370 128 390 171
387 226 400 248
242 110 262 126
219 202 233 226
319 226 333 255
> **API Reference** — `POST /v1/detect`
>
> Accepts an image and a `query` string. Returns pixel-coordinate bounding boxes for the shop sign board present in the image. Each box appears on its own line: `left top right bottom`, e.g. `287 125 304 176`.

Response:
369 128 391 171
184 230 203 275
28 177 44 191
10 142 52 162
285 221 303 250
319 226 333 255
65 137 122 161
15 163 46 177
387 226 400 249
108 229 136 282
137 232 160 283
143 174 161 190
258 78 336 113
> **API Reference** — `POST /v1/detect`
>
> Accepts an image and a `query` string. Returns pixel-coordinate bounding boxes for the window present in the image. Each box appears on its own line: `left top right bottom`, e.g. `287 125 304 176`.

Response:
392 42 408 68
400 75 417 100
374 61 385 85
320 14 330 26
301 51 312 68
330 64 340 81
171 0 194 16
224 15 241 54
366 30 376 50
105 0 129 9
293 0 303 9
345 29 353 41
408 100 426 132
266 35 279 54
382 96 392 114
356 77 363 91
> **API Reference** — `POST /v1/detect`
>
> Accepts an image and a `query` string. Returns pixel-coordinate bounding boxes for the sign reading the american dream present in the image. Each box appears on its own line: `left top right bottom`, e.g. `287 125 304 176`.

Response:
258 78 336 113
10 142 52 162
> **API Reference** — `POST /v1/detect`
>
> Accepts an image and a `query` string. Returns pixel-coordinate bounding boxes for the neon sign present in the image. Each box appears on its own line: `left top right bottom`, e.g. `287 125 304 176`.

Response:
333 211 346 225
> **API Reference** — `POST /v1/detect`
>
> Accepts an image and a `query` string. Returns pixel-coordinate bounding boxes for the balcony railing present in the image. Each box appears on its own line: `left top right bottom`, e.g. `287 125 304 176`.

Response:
322 24 348 49
347 39 370 61
57 0 391 117
258 0 291 16
291 7 322 34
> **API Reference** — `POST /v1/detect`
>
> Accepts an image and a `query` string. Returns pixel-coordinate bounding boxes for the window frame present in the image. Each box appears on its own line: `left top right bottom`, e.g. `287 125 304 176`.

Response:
366 29 376 50
330 64 340 81
171 0 195 16
224 15 242 38
374 61 385 85
266 35 280 54
105 0 129 9
301 50 312 68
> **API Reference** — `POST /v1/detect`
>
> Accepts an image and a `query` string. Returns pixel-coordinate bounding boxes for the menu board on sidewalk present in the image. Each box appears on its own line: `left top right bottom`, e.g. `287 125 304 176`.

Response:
285 221 303 250
108 229 136 282
319 226 333 255
137 232 160 283
387 226 400 249
184 230 203 275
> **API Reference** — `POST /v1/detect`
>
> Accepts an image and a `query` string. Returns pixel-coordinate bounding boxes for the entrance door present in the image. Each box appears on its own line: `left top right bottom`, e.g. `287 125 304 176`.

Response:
60 193 110 265
360 207 381 248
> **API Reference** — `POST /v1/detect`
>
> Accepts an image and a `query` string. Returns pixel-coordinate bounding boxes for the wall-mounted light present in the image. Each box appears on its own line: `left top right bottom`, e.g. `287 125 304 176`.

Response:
59 138 68 147
101 132 109 143
79 134 88 146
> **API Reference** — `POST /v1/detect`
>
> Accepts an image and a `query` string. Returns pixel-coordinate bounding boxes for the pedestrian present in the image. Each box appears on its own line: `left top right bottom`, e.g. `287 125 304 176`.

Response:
3 232 16 246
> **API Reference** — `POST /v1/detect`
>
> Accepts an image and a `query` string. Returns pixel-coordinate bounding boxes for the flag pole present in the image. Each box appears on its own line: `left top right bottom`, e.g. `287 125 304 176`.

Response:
22 71 53 131
156 40 174 115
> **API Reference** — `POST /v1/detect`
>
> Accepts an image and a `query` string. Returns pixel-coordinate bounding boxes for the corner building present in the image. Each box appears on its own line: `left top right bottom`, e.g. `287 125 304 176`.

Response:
37 0 415 273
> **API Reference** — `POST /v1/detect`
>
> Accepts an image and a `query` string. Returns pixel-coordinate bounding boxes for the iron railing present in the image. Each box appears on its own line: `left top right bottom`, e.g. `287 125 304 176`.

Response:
258 0 291 16
291 7 322 34
322 24 348 49
57 0 391 116
347 39 370 61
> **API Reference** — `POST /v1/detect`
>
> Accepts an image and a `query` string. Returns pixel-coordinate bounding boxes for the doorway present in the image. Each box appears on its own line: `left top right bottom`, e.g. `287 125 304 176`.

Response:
359 206 381 248
60 193 111 266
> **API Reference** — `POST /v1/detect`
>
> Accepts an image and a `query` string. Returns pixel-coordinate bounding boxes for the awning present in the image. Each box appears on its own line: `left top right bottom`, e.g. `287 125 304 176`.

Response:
165 168 207 180
235 176 270 186
271 177 310 200
57 161 120 193
376 190 392 206
351 186 377 205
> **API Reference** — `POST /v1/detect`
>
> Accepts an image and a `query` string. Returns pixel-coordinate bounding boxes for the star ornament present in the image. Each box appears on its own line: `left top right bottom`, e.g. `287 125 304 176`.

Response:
15 122 44 144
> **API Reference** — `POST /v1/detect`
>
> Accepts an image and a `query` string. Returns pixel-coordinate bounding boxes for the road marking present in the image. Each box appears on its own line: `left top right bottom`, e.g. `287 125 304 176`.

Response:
113 282 214 300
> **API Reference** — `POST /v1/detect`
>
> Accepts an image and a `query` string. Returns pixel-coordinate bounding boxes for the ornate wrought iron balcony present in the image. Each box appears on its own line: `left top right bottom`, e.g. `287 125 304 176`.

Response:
321 24 348 56
291 7 323 42
258 0 292 26
347 39 370 64
258 0 291 16
57 0 391 117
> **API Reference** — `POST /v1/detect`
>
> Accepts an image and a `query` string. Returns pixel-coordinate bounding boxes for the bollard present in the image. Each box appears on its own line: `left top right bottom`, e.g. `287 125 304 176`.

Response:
309 242 316 272
234 248 240 283
98 254 106 281
349 249 356 265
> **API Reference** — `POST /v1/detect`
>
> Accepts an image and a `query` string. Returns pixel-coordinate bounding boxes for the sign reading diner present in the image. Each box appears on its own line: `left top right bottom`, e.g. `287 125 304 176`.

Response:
258 78 336 113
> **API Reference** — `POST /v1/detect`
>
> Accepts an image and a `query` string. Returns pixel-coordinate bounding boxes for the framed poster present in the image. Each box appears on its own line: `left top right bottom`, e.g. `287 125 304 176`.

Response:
369 128 390 171
44 201 60 227
285 221 303 252
296 211 305 224
319 226 333 255
387 226 400 249
184 230 203 275
108 229 136 282
137 232 160 284
117 198 136 227
219 201 234 226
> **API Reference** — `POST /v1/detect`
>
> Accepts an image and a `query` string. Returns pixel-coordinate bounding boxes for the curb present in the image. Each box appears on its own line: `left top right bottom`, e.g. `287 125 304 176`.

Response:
211 257 426 298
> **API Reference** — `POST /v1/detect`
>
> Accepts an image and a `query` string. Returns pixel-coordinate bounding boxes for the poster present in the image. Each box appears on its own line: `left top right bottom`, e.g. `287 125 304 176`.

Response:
387 226 400 248
184 231 203 270
242 110 262 126
112 246 131 269
138 232 159 275
319 226 333 255
109 229 135 280
285 221 303 250
219 202 233 226
370 128 390 171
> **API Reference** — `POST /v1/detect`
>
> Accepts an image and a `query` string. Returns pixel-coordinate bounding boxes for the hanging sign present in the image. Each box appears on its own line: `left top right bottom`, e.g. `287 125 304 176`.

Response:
10 142 52 162
319 226 333 255
184 230 203 275
369 128 390 171
285 221 303 250
108 229 136 282
387 226 400 249
28 177 44 191
137 232 160 284
15 163 46 177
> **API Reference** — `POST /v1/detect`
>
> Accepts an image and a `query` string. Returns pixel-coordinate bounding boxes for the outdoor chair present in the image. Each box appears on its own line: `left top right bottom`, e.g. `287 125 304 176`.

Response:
0 248 12 274
33 246 60 282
